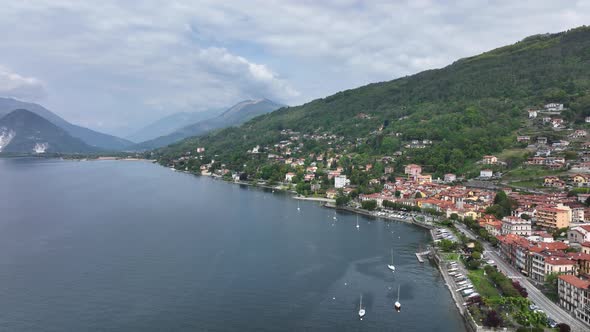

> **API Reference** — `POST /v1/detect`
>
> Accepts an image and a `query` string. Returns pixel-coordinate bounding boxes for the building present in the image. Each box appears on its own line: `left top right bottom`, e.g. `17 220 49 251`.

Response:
285 172 296 182
528 109 538 118
558 275 590 326
482 155 498 164
444 173 457 182
586 116 590 123
501 216 532 236
569 226 590 244
536 204 572 230
572 174 590 187
404 164 422 177
517 135 531 142
545 103 564 111
480 169 493 178
543 176 565 188
196 147 205 153
416 174 432 184
326 189 337 199
334 175 349 189
528 248 571 282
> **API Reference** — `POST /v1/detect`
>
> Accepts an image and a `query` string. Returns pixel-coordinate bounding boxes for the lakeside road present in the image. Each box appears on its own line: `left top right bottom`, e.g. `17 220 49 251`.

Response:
293 196 335 203
455 223 589 332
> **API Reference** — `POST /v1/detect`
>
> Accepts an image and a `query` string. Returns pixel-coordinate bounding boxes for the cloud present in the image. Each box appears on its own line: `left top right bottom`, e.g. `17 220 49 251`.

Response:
0 0 589 134
0 66 46 101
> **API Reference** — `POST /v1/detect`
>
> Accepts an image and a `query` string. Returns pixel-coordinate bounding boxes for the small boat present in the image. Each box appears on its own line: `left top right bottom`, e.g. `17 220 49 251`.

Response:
297 201 300 211
394 285 401 312
333 211 337 220
388 248 395 272
356 215 360 229
358 294 366 319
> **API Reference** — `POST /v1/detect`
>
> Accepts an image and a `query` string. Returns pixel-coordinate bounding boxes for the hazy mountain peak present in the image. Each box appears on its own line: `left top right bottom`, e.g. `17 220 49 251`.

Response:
132 98 283 150
0 109 97 154
0 97 132 150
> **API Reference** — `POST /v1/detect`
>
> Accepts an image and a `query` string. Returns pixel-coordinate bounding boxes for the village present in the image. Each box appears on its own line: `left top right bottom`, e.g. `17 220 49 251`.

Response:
165 103 590 329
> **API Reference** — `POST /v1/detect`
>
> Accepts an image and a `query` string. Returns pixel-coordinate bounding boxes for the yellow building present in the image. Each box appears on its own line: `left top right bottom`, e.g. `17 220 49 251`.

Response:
536 204 572 230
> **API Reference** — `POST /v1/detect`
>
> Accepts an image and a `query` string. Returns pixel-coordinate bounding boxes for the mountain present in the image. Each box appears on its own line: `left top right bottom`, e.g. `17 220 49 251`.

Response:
154 26 590 178
0 98 132 150
133 99 284 150
0 109 97 154
127 108 224 143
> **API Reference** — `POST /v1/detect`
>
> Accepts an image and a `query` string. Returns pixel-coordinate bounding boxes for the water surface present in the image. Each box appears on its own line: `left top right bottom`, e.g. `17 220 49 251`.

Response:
0 158 464 331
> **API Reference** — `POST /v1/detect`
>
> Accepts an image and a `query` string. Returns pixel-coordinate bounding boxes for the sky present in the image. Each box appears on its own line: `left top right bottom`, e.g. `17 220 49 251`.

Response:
0 1 588 137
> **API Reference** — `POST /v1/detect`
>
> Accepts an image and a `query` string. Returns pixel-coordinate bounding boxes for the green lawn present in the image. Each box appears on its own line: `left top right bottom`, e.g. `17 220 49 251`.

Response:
508 180 544 189
503 167 564 180
443 253 460 261
468 269 500 299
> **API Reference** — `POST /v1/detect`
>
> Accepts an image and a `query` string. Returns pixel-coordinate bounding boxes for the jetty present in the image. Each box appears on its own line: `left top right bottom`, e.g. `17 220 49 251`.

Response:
415 250 429 263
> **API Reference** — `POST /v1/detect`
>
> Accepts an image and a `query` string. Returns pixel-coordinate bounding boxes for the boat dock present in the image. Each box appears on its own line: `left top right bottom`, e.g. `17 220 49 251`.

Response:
415 250 429 263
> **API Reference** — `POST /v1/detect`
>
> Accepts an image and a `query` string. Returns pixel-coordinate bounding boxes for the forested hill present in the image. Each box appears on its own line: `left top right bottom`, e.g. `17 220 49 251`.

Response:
154 26 590 177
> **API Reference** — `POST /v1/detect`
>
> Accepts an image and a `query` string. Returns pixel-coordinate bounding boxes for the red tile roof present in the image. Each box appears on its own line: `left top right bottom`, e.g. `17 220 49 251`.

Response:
559 274 590 289
545 257 576 266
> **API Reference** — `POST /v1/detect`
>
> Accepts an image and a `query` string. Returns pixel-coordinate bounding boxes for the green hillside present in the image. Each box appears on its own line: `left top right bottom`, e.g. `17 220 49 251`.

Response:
154 26 590 182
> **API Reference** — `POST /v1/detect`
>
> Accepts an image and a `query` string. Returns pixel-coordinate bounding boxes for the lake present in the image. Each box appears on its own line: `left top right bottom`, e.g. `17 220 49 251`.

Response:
0 158 465 331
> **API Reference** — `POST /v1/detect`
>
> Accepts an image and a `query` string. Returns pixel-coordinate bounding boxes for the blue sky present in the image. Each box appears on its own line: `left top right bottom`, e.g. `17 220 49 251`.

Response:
0 0 589 137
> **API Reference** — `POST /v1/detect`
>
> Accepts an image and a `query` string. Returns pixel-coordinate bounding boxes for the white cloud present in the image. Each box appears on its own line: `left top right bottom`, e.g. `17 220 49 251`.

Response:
0 66 46 101
0 0 589 134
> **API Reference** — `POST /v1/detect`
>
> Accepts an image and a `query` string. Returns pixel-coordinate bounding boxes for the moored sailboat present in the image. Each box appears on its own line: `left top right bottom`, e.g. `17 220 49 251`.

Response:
387 248 395 272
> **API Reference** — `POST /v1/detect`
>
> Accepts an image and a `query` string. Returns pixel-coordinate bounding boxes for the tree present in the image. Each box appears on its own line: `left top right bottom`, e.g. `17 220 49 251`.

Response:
466 259 481 270
438 239 458 252
335 195 350 206
361 200 377 211
557 323 571 332
471 251 482 260
483 310 502 328
545 272 559 300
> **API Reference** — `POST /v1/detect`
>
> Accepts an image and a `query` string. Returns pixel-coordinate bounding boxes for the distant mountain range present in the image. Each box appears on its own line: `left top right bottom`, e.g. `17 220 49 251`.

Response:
0 109 97 154
132 99 284 150
127 108 224 143
0 97 132 151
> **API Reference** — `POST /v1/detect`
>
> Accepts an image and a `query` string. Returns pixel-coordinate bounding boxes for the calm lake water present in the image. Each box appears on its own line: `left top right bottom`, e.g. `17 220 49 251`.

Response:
0 158 465 331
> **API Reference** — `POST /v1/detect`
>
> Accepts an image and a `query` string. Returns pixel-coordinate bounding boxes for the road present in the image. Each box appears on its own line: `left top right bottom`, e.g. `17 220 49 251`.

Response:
455 223 589 332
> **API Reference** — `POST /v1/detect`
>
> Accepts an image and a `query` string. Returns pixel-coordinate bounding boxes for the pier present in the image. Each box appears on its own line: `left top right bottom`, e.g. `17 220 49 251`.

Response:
415 250 429 263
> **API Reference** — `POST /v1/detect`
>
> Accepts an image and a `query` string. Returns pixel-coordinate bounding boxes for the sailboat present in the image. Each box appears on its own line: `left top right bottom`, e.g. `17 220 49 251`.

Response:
297 201 301 211
388 248 395 272
356 215 360 229
333 211 337 220
358 294 366 318
394 285 401 312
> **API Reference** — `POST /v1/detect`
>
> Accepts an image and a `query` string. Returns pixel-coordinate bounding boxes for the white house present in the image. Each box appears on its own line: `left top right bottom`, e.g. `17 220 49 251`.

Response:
544 103 564 111
335 175 349 188
285 172 296 182
501 216 532 236
444 173 457 182
480 169 493 178
567 225 590 244
528 109 538 118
